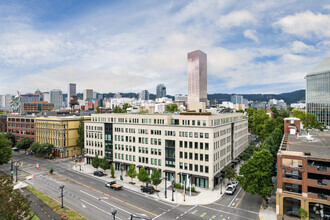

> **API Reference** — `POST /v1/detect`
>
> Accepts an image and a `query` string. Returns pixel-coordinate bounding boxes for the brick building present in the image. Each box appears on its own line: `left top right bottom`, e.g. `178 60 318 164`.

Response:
284 117 301 135
276 130 330 219
7 115 36 142
0 114 7 132
22 101 55 113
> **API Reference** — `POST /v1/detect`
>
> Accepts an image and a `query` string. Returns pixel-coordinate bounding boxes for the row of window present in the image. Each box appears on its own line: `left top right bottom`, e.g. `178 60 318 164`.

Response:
181 119 207 126
115 144 136 152
86 140 103 147
115 127 136 133
8 129 35 135
214 158 226 173
179 131 209 138
214 137 231 150
86 148 103 156
211 116 243 126
8 118 35 122
214 147 229 161
214 128 230 138
114 135 136 143
180 152 209 161
8 124 35 128
86 132 103 139
179 163 209 173
86 125 103 131
179 141 209 150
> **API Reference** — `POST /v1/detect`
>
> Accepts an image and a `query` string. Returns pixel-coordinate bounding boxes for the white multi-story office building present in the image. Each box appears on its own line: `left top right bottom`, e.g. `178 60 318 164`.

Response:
50 89 63 110
84 112 248 189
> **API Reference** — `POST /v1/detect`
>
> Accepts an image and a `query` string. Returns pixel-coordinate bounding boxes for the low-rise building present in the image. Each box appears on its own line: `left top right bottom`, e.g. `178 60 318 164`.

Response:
276 129 330 219
84 112 248 190
22 101 55 113
0 114 7 133
36 116 90 158
7 115 36 142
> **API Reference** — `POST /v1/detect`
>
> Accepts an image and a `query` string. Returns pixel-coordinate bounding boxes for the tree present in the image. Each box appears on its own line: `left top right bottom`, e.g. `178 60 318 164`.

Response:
137 168 149 185
298 207 308 219
77 118 85 154
127 164 137 183
110 163 115 178
0 134 12 165
236 109 244 113
92 155 100 170
122 103 132 112
15 137 33 153
252 109 269 136
241 143 256 161
113 105 124 113
151 169 161 189
0 175 32 219
4 133 15 147
246 107 256 129
260 118 277 141
270 106 279 119
224 165 236 182
96 106 102 114
166 104 178 113
99 157 110 172
30 142 40 154
237 149 274 207
39 143 53 155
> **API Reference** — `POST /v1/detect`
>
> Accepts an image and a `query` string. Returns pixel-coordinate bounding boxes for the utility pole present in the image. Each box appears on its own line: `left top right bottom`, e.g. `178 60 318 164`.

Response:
60 185 65 208
164 177 167 199
171 179 174 202
10 161 14 180
220 177 223 194
15 164 18 182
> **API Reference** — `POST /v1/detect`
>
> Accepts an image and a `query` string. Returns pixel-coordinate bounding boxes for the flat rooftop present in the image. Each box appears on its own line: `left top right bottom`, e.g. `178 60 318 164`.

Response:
284 130 330 158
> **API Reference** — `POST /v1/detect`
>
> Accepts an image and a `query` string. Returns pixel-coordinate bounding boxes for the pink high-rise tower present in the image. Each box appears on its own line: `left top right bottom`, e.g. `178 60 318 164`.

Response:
187 50 207 103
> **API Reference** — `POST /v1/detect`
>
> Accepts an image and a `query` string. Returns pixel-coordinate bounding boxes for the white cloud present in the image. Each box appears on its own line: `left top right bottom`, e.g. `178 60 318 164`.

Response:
323 5 330 10
273 11 330 38
217 10 256 28
291 41 315 53
243 29 259 43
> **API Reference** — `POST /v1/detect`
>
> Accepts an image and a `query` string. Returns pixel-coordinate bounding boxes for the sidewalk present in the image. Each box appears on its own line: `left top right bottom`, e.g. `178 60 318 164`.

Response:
76 164 228 205
259 177 277 220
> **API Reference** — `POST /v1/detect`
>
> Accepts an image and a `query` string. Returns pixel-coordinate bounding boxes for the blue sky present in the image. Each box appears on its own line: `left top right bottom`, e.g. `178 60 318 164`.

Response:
1 0 330 95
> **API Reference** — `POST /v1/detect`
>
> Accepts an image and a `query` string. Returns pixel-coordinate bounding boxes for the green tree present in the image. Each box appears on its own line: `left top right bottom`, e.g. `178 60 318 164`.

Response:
92 154 100 170
166 104 178 113
77 118 85 154
270 106 279 119
113 105 124 113
252 109 269 136
110 163 115 178
260 118 277 141
151 169 162 189
15 137 33 153
39 143 54 155
96 106 102 113
236 109 244 113
246 107 256 129
137 167 149 185
4 133 15 147
99 157 110 172
237 149 274 207
0 134 12 165
122 103 132 112
0 175 32 219
127 164 137 183
224 165 236 182
298 207 308 219
30 142 40 154
241 143 256 161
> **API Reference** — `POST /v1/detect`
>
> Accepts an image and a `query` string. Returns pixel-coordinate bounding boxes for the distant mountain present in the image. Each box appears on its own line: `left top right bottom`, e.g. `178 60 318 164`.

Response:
208 89 305 104
75 89 305 105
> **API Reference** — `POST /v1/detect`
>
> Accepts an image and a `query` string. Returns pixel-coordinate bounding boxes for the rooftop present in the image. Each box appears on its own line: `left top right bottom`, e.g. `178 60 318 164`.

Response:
282 130 330 159
306 57 330 77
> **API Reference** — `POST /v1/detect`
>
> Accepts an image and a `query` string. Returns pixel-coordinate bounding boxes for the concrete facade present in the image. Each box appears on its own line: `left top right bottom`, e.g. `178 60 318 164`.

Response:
84 112 248 189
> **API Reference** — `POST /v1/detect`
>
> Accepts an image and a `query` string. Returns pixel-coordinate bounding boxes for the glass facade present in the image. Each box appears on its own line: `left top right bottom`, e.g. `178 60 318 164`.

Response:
306 72 330 126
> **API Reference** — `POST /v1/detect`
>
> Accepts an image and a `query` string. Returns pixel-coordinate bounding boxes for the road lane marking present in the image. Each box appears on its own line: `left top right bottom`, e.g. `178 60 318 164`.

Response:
200 205 255 220
228 187 242 207
235 192 246 208
81 199 122 220
192 210 198 214
211 202 259 214
201 212 207 217
210 215 216 220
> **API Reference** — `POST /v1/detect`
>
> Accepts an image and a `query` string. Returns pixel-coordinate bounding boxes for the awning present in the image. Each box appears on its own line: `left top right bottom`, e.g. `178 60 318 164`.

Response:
163 170 175 173
193 175 208 179
137 165 143 168
228 162 234 167
232 159 239 164
214 172 223 178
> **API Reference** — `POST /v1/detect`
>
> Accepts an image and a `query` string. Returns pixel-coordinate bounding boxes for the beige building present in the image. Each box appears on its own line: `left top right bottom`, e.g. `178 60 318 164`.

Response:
85 112 248 189
36 116 90 158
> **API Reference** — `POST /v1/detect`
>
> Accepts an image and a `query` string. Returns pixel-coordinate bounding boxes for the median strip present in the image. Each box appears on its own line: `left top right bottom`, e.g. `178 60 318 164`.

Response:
26 186 86 220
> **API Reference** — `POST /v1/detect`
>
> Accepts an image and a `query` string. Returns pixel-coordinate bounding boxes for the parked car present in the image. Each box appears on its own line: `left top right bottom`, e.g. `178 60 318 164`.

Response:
141 185 155 194
12 147 19 152
230 181 239 188
225 185 236 195
93 171 104 177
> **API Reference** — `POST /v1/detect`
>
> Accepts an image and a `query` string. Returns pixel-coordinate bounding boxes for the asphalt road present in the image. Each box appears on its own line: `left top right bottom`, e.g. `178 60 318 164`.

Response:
5 153 262 220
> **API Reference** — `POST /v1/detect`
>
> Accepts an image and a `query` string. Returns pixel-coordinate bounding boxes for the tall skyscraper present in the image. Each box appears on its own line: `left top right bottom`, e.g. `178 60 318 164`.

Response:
156 84 166 98
139 90 149 101
306 57 330 126
188 50 207 103
83 89 93 101
50 89 63 110
68 83 76 106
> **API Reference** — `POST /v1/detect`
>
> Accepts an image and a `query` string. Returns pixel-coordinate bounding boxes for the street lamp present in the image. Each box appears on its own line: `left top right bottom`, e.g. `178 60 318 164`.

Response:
59 185 65 208
220 177 223 194
111 208 117 220
171 178 174 202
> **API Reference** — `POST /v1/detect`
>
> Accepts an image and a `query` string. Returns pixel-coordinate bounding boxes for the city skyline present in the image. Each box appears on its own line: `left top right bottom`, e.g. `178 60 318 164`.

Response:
1 1 330 95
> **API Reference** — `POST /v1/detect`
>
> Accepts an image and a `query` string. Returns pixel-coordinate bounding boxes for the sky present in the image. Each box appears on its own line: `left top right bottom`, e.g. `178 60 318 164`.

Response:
1 0 330 95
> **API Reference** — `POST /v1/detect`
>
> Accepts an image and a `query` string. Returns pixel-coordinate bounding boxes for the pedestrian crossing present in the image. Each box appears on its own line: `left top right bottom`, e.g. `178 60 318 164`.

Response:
190 209 231 220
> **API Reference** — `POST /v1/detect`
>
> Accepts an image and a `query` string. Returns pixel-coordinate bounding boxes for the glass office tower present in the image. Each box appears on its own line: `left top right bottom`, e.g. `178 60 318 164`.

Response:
306 58 330 126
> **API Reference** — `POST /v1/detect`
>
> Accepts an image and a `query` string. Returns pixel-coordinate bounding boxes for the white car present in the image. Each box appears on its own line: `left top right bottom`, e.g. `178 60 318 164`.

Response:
230 181 239 188
225 185 236 195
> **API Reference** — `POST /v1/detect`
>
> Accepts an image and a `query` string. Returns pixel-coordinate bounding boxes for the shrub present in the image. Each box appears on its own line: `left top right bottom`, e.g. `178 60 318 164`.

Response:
49 167 54 174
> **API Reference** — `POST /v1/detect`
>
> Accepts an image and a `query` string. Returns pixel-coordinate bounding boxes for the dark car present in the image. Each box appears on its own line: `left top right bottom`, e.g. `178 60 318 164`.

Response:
141 186 155 194
93 171 104 177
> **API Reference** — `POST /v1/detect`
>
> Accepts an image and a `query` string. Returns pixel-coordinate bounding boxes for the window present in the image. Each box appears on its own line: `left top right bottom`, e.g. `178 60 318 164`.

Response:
180 141 183 147
205 154 209 162
189 153 192 160
184 163 188 170
184 152 187 159
180 152 183 158
189 132 193 137
195 142 198 149
184 141 187 148
200 143 203 150
205 133 209 139
200 154 203 161
189 164 193 171
200 133 203 138
200 165 203 172
205 166 209 173
195 153 198 160
205 143 209 150
180 162 183 169
195 165 198 172
189 142 192 148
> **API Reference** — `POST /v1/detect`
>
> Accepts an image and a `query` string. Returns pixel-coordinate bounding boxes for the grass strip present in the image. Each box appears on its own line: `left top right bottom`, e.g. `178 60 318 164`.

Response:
26 186 86 220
